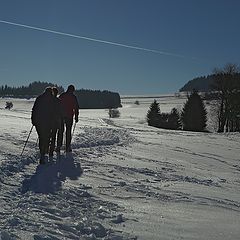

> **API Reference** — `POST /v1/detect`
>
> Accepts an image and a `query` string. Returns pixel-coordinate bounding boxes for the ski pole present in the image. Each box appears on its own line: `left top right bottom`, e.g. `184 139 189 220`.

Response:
72 121 77 140
20 125 34 156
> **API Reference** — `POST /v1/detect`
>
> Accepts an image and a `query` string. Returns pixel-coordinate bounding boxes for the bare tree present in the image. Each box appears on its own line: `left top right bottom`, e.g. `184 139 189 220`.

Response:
212 63 240 132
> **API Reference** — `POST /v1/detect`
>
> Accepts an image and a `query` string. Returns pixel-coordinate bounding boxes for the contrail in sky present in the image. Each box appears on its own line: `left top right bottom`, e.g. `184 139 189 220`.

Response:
0 19 189 59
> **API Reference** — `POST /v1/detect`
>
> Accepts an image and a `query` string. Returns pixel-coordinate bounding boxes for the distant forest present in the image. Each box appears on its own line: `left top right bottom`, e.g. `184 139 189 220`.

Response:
179 73 240 92
75 89 121 109
0 81 122 109
0 81 64 98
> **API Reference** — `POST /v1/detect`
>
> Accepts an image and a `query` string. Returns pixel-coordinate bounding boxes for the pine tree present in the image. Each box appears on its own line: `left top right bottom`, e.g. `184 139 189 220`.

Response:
147 100 161 127
181 90 207 132
168 108 181 130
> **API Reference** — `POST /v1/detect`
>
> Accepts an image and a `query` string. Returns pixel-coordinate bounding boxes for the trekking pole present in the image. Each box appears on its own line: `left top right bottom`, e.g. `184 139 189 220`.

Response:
72 121 77 140
20 125 34 156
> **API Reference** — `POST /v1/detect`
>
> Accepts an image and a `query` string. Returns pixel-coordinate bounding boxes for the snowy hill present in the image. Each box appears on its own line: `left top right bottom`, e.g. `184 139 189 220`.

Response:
0 96 239 240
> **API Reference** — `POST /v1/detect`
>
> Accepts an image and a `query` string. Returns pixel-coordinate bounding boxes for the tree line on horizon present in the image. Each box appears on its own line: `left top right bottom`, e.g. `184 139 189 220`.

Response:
0 81 64 98
75 89 122 109
0 81 122 109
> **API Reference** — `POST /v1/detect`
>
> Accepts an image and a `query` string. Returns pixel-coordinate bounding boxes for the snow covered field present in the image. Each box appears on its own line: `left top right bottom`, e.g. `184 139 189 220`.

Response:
0 96 240 240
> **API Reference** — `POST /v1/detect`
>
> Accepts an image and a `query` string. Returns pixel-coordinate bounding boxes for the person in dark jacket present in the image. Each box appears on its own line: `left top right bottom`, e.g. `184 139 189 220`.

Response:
57 85 79 153
49 87 64 157
31 87 55 164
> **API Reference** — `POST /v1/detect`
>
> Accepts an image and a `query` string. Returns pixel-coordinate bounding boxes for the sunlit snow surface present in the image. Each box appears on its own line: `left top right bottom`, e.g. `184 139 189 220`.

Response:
0 96 239 240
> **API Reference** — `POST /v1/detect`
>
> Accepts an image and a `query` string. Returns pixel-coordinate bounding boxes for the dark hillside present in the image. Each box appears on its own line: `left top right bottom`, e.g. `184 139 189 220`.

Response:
179 75 215 92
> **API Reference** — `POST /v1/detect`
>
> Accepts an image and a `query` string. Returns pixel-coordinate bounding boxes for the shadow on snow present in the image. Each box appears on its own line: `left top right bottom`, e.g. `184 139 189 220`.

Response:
21 153 83 194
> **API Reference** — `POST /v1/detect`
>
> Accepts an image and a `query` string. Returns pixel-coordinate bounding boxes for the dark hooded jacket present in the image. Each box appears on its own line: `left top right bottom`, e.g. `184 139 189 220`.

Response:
31 91 55 126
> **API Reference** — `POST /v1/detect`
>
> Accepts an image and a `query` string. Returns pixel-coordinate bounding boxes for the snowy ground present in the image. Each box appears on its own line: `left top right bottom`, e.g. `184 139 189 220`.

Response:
0 96 240 240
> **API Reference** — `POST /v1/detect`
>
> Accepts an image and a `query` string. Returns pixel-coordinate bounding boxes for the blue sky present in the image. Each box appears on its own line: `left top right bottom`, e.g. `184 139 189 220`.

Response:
0 0 239 94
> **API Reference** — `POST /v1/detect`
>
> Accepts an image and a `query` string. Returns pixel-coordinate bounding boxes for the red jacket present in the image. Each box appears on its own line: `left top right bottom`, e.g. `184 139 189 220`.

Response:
59 91 79 119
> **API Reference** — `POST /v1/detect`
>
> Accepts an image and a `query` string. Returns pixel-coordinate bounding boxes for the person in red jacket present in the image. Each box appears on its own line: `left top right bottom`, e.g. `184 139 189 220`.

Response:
57 85 79 153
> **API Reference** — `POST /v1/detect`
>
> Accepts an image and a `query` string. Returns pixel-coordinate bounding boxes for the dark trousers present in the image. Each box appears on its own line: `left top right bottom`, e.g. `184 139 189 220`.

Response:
57 118 73 151
49 119 63 153
35 124 52 156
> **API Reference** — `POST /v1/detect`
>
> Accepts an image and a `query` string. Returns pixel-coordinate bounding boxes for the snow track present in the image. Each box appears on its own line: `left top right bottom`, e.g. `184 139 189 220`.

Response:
0 112 137 239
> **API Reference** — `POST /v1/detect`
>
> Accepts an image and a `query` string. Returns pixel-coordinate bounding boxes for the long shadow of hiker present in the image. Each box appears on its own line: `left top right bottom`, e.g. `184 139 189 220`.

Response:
21 154 83 194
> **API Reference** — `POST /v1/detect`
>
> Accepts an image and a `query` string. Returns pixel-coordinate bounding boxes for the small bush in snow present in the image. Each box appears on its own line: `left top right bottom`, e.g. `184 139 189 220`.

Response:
109 108 120 118
5 101 13 110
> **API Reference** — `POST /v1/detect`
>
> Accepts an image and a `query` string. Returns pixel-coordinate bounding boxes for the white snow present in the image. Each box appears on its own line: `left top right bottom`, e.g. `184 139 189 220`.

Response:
0 96 239 240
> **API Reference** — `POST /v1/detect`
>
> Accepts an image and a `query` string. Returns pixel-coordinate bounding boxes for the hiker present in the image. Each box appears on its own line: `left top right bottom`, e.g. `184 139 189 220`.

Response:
49 87 64 157
57 85 79 153
31 87 55 164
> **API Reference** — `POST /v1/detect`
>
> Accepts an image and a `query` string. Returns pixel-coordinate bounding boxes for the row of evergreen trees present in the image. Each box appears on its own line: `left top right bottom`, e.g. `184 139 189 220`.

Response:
0 81 122 109
147 90 207 132
0 81 64 98
75 89 122 109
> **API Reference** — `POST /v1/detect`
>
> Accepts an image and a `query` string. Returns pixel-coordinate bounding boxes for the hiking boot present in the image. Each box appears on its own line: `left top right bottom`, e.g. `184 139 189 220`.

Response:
66 147 72 153
55 146 61 153
45 147 49 155
49 150 54 157
40 155 45 165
